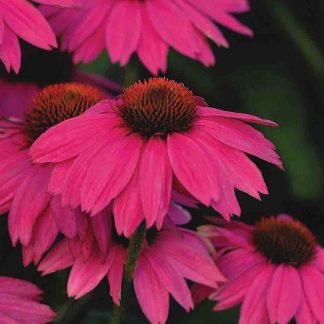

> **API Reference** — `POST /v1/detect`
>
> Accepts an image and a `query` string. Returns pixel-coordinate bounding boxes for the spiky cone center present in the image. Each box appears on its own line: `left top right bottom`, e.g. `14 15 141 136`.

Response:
25 83 105 143
253 216 317 267
118 78 197 138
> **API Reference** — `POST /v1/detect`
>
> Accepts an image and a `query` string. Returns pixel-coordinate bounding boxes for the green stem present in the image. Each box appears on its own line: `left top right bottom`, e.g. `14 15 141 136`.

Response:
124 61 140 88
265 0 324 76
109 222 147 324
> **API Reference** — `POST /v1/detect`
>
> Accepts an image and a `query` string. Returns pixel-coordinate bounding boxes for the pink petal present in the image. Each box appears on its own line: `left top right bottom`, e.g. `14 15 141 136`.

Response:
147 0 211 64
295 294 317 324
197 106 278 126
197 116 282 167
50 195 77 239
267 265 302 324
134 255 169 324
68 2 112 50
146 250 194 312
155 231 225 287
175 0 229 47
48 159 73 195
9 166 51 246
90 209 111 256
167 132 218 205
0 292 55 324
0 277 41 300
300 265 324 322
2 0 57 49
81 133 142 215
213 262 266 311
67 251 114 299
113 168 144 238
30 113 117 163
167 202 191 225
33 0 75 6
105 1 141 65
140 137 172 228
0 25 20 73
137 5 168 75
38 240 74 275
22 207 59 266
107 245 126 305
239 266 274 324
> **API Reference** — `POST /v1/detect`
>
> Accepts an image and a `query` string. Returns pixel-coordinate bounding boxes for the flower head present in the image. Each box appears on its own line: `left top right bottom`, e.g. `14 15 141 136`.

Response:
0 82 105 264
0 276 55 323
38 214 224 324
30 78 282 237
40 0 253 74
198 215 324 324
0 0 73 73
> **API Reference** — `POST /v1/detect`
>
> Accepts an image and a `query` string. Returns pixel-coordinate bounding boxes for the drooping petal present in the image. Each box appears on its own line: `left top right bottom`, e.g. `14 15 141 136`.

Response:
267 265 302 324
2 0 57 49
105 1 141 65
38 240 74 275
197 116 282 167
107 245 127 305
239 266 274 324
9 166 52 246
137 5 168 75
67 251 114 299
22 207 59 266
300 265 324 322
81 132 142 215
113 168 144 238
0 277 41 300
90 209 111 256
50 195 77 239
0 25 20 73
140 137 172 228
30 113 117 163
134 255 169 324
167 132 218 205
146 250 194 312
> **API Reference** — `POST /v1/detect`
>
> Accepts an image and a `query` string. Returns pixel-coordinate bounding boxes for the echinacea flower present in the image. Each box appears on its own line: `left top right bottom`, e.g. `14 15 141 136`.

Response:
198 215 324 324
38 213 224 324
0 82 106 264
0 0 73 73
40 0 253 74
30 78 282 237
0 276 55 323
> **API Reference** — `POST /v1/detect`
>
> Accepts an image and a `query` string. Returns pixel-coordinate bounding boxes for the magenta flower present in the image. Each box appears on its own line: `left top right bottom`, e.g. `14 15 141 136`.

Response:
0 276 55 323
40 0 253 74
30 78 281 237
0 83 105 264
38 215 224 324
0 0 73 73
199 215 324 324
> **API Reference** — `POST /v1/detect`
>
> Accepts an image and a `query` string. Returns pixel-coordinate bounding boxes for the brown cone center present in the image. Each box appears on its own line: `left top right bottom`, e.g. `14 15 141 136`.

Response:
118 78 197 137
253 216 316 267
25 83 105 143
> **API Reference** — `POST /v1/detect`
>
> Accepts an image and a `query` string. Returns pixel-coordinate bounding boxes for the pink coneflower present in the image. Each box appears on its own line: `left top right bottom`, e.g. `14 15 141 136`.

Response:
38 216 225 324
40 0 253 74
0 83 106 264
0 0 73 73
0 276 55 323
30 78 282 237
198 215 324 324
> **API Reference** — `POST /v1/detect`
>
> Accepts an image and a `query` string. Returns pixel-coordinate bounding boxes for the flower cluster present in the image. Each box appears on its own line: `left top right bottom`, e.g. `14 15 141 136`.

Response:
0 1 323 324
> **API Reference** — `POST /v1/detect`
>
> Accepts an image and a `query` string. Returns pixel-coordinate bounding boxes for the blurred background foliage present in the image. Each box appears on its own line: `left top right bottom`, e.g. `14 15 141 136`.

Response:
0 0 323 323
